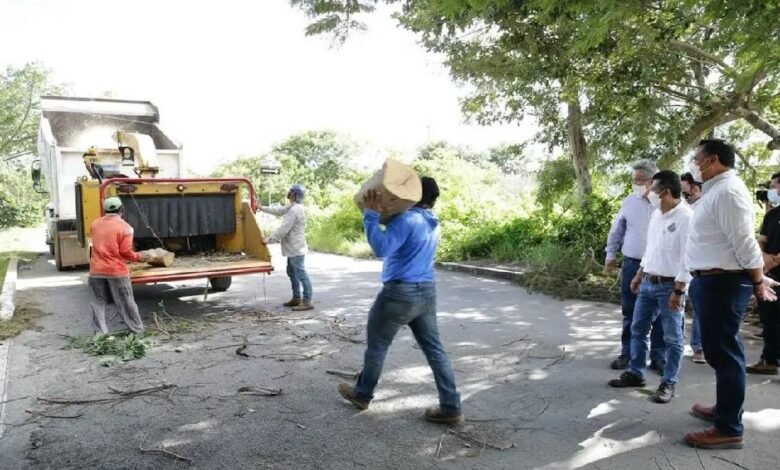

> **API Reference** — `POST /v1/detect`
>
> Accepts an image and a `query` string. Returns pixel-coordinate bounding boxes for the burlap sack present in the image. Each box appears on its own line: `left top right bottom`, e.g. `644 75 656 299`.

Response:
354 158 422 218
140 248 175 267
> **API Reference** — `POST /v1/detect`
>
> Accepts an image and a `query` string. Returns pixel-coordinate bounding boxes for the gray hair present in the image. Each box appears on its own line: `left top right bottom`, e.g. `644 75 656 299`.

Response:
631 159 658 179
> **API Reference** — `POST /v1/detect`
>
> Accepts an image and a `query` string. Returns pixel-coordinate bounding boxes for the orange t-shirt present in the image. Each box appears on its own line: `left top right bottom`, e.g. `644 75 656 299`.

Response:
89 214 142 277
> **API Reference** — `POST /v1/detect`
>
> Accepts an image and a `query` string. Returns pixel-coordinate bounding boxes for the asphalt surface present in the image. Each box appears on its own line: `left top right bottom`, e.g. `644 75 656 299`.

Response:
0 242 778 469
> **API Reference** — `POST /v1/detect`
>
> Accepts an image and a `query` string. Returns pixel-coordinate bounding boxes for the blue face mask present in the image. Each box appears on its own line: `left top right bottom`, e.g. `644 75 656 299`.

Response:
769 189 780 206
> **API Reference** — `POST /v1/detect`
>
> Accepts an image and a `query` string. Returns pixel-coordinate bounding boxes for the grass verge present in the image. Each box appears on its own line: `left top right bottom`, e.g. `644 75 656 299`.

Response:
0 305 41 340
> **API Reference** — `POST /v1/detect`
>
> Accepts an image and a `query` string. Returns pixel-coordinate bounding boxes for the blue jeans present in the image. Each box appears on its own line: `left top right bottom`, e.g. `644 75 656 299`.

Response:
287 256 312 302
629 279 685 384
690 273 753 436
690 301 703 353
353 282 461 414
621 258 666 362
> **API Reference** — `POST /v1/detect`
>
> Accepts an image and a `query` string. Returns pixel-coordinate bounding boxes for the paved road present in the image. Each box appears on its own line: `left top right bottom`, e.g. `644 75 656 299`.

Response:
0 245 778 469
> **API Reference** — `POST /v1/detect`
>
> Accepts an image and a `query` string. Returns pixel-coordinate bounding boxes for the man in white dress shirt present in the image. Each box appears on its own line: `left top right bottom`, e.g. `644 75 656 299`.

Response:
608 171 691 404
684 139 777 449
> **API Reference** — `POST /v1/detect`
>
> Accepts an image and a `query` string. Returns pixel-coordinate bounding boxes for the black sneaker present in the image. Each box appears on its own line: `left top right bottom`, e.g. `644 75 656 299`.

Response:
608 371 646 388
610 355 629 370
652 382 675 403
648 360 666 376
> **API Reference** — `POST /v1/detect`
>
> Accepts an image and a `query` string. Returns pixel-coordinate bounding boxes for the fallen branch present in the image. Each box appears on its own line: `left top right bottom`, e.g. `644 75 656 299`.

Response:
38 384 176 406
139 443 193 465
272 371 293 380
326 369 360 380
237 386 283 397
0 396 29 405
151 312 170 336
261 352 326 362
447 429 515 451
658 431 678 470
25 410 83 419
283 418 308 429
501 335 529 347
435 433 445 459
694 448 705 470
204 342 266 351
236 337 250 358
712 456 751 470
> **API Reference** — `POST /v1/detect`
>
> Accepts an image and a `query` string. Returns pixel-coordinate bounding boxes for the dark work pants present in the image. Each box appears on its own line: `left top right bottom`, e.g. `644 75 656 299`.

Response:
756 286 780 366
689 273 753 436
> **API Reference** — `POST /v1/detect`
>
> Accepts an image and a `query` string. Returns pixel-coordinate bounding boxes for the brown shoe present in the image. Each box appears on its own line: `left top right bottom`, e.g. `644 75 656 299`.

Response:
684 427 743 449
692 351 706 364
746 359 779 375
292 302 314 311
283 298 302 307
338 383 369 410
424 406 464 425
691 404 716 423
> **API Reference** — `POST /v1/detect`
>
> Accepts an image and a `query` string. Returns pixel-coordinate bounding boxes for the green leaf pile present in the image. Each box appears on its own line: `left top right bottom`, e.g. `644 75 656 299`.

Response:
69 332 150 366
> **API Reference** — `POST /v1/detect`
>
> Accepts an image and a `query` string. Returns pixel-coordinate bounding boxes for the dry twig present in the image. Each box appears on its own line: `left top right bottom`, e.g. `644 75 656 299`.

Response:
712 456 751 470
237 386 283 397
25 410 83 419
261 352 326 362
326 369 360 380
435 434 445 459
139 443 193 465
38 384 175 406
501 335 529 347
447 429 514 451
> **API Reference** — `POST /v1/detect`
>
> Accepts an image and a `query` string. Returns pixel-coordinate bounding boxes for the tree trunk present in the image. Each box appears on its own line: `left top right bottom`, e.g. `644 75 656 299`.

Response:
566 98 592 198
735 107 780 150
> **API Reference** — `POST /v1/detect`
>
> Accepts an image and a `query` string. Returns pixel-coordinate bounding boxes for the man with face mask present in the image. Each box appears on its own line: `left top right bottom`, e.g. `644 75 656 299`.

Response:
605 160 667 372
680 172 703 206
747 172 780 376
684 139 778 449
608 171 691 403
680 172 705 364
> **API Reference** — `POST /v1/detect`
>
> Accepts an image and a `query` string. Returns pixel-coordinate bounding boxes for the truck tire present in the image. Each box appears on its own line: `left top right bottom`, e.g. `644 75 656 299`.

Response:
209 276 232 292
53 229 64 271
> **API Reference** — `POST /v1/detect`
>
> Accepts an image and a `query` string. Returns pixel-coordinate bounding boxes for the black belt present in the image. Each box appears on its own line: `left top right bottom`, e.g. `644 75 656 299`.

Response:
691 269 747 277
644 274 675 284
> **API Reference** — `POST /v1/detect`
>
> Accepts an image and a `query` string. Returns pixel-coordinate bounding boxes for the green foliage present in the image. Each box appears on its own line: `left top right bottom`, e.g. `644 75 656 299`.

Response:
0 161 45 228
69 331 150 366
0 63 61 228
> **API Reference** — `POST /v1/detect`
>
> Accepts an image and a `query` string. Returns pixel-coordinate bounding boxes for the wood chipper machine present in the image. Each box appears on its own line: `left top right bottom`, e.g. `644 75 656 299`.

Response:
33 96 273 291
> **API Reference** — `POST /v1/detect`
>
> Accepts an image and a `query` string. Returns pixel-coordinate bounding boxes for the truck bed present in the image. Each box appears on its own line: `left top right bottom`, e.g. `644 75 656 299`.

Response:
129 252 272 284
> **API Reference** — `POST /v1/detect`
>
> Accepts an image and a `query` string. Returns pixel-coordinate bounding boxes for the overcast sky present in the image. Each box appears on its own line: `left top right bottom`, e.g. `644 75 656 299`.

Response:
1 0 536 174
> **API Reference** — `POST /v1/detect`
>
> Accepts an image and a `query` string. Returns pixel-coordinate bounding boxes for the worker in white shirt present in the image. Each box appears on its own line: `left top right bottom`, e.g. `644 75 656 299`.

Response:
684 139 777 450
608 171 691 404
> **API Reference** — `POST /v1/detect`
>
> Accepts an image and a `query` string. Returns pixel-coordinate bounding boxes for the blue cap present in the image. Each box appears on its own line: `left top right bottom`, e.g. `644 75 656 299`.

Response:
289 184 306 202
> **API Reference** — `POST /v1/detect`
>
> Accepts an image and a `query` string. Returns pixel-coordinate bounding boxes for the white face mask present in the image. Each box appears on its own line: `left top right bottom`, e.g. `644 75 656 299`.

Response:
769 189 780 207
647 190 662 208
690 162 703 184
633 184 648 198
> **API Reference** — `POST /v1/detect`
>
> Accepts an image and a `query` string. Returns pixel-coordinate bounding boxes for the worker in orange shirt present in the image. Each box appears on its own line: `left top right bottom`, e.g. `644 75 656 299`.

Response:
88 197 149 334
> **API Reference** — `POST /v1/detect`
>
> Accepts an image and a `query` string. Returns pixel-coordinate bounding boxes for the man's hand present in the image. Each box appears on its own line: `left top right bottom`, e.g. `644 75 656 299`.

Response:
668 293 684 311
363 189 384 213
755 275 780 302
763 253 779 273
604 259 618 271
630 275 641 295
138 252 151 263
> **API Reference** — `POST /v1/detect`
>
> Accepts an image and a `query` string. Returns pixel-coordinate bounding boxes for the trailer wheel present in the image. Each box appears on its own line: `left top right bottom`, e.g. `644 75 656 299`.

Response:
209 276 232 292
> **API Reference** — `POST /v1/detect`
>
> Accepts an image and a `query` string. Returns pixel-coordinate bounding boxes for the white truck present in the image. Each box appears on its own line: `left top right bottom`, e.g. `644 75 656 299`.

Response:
34 96 185 269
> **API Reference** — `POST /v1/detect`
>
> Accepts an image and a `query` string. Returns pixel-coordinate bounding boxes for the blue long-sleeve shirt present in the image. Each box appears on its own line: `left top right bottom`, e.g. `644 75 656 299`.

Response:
605 194 654 261
363 208 439 283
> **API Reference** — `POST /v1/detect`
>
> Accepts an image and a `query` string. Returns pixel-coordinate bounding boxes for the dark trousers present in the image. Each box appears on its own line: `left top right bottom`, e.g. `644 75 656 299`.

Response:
756 286 780 365
620 257 666 362
689 273 753 436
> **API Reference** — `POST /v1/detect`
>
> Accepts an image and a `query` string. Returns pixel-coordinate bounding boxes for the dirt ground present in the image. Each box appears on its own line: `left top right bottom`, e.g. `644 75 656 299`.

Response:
0 235 778 469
